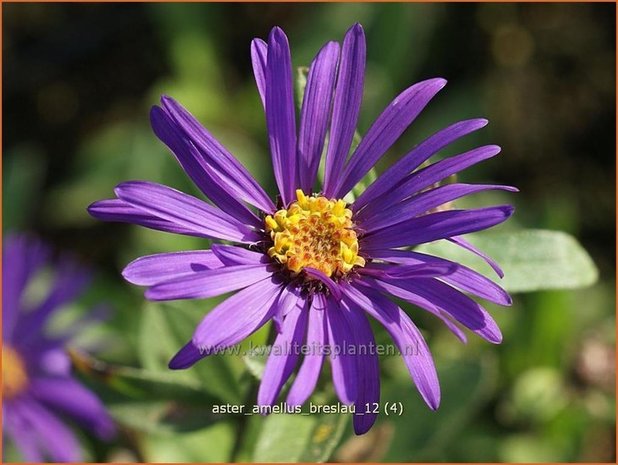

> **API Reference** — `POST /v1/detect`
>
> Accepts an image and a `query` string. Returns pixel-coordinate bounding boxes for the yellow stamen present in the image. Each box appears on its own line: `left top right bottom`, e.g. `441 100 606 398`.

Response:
3 346 29 399
264 189 365 278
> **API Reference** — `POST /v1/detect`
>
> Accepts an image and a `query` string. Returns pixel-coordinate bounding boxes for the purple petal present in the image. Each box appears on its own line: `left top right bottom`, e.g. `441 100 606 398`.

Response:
362 205 514 250
13 259 90 344
258 302 308 406
122 250 223 286
323 23 366 197
360 183 518 233
381 262 457 279
303 267 342 299
341 302 380 435
14 397 82 462
211 244 269 266
325 296 357 405
251 38 268 109
3 235 50 341
369 249 511 305
335 78 447 198
88 198 200 237
4 400 44 462
145 264 273 301
115 181 261 243
150 106 261 227
359 145 501 218
30 377 115 439
192 277 283 353
342 283 440 410
371 276 502 343
266 27 297 206
448 235 505 278
287 294 328 406
160 96 276 213
272 284 303 334
353 118 489 212
168 341 203 369
298 41 340 191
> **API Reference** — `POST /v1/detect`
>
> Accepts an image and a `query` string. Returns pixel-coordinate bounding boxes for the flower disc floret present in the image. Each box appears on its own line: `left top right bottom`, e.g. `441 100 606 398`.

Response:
3 346 29 399
265 189 365 277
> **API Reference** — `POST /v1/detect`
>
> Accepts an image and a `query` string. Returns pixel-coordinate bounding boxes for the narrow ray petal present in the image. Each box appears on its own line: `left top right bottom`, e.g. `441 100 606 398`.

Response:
251 38 268 108
341 302 380 435
326 297 358 405
360 183 518 232
359 145 501 218
192 278 283 353
342 283 440 410
335 78 447 198
115 181 261 243
211 244 269 266
323 23 366 197
30 377 115 439
122 251 223 286
287 294 328 406
258 301 308 406
160 96 275 213
150 105 261 227
88 198 199 237
369 249 511 305
362 205 514 250
353 118 488 212
266 27 297 205
372 277 502 343
298 41 339 191
145 265 273 301
448 235 505 278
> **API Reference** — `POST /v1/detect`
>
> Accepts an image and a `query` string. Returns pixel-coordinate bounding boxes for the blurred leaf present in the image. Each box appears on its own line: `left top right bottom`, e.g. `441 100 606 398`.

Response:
507 367 568 423
71 349 213 403
416 229 598 293
499 434 565 462
3 145 46 230
108 401 223 435
382 355 497 461
295 66 309 110
243 348 269 380
141 421 235 461
253 412 347 462
138 301 242 404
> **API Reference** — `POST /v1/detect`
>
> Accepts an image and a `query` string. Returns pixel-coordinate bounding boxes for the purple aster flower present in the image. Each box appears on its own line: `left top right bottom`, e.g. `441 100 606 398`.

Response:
3 234 115 461
89 24 515 434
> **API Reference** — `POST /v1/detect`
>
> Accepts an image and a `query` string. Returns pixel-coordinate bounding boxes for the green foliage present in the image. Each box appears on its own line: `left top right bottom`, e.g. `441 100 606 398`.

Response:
253 413 347 462
417 229 599 292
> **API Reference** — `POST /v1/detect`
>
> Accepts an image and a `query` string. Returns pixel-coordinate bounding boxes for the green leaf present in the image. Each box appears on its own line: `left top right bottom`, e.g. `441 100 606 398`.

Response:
253 413 347 462
295 66 309 110
108 401 224 435
138 301 242 403
382 355 498 461
242 347 269 380
70 349 214 404
140 421 235 461
416 229 598 293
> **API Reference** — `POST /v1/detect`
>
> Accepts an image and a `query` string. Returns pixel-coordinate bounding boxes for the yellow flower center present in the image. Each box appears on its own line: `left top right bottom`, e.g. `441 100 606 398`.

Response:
265 189 365 278
3 346 29 399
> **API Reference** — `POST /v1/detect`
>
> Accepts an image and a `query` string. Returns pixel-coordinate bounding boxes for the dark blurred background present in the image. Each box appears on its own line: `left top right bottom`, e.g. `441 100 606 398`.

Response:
4 3 616 462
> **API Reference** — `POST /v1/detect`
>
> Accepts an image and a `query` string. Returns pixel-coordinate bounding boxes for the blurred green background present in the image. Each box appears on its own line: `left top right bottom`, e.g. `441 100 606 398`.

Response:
3 2 615 462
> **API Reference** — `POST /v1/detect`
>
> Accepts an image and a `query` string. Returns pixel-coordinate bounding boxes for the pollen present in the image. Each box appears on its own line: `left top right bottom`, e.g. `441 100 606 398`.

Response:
3 346 29 399
265 189 365 278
